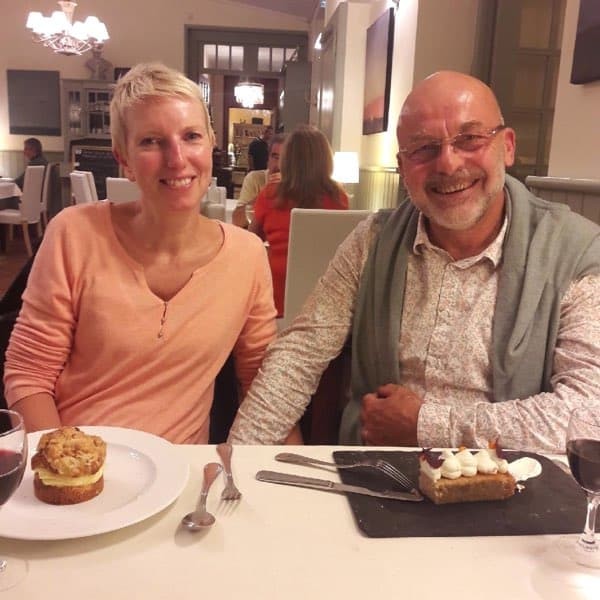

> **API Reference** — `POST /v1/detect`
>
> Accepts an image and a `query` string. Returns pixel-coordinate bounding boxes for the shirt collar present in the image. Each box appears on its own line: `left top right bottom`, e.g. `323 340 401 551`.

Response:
412 197 508 268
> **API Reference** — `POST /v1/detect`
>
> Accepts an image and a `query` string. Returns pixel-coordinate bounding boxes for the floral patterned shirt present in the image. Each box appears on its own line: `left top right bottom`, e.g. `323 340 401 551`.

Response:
229 211 600 453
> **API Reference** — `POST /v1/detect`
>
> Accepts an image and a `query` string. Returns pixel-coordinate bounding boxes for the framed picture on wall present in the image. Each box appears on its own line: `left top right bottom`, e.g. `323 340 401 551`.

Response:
362 8 395 135
570 0 600 84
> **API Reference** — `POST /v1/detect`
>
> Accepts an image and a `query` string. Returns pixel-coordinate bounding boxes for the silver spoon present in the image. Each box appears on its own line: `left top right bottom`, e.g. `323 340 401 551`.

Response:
182 462 222 531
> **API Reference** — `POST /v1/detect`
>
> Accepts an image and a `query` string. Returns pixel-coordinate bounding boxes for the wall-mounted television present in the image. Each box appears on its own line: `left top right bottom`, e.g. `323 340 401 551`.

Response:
570 0 600 84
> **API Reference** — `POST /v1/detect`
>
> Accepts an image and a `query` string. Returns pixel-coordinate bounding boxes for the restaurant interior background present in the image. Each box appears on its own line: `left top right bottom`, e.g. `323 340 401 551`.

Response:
0 0 598 211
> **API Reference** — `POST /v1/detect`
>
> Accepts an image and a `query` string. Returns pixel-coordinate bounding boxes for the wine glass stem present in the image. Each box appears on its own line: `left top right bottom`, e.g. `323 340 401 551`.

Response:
580 495 599 546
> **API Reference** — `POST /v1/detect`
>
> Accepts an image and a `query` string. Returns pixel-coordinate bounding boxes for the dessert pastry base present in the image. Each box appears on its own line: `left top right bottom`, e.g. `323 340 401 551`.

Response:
33 473 104 505
418 471 516 504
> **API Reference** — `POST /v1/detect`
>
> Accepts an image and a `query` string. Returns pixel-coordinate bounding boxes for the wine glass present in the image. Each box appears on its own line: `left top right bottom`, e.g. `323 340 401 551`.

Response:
561 405 600 569
0 409 28 590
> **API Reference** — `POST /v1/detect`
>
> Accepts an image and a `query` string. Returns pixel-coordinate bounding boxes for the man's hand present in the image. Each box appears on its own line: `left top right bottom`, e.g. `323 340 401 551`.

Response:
266 171 281 185
360 384 423 446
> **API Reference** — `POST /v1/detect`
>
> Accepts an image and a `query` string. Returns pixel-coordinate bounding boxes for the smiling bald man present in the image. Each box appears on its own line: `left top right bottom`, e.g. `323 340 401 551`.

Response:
228 71 600 454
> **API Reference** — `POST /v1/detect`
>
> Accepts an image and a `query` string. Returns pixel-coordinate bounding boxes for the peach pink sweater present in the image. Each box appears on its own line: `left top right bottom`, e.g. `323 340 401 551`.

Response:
4 202 277 443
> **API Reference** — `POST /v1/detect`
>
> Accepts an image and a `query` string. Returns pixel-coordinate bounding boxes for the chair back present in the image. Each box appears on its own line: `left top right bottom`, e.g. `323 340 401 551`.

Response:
20 165 45 222
41 162 60 211
70 172 95 204
281 208 372 329
105 177 141 203
73 170 98 202
525 176 600 225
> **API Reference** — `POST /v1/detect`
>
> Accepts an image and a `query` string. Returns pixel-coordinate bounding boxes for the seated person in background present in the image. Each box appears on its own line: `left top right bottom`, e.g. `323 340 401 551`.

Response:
247 125 273 171
14 137 48 191
229 71 600 453
232 133 285 229
4 62 278 444
249 124 349 317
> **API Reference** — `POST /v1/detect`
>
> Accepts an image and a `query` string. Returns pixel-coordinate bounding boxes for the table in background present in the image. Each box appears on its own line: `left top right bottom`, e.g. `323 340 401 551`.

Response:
1 445 594 600
0 180 21 208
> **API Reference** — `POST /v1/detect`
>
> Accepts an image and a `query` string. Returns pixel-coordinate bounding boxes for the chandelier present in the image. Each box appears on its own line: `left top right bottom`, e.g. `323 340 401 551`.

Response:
234 81 264 108
26 2 109 56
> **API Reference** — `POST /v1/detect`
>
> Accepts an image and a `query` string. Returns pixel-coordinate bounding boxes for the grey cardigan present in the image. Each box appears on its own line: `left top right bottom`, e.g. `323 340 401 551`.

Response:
340 175 600 444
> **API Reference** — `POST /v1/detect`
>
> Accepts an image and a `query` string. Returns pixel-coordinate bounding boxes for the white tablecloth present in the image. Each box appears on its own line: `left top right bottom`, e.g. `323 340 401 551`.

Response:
1 445 595 600
0 180 21 200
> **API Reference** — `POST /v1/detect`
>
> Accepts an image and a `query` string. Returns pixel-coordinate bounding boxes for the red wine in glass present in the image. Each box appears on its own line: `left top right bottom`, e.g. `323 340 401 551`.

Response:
567 439 600 494
560 407 600 569
0 449 26 505
0 409 28 590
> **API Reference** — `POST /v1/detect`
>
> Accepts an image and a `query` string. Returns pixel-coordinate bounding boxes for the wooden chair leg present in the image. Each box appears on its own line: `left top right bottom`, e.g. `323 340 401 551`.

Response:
37 222 42 237
8 224 14 242
42 211 48 229
21 222 33 257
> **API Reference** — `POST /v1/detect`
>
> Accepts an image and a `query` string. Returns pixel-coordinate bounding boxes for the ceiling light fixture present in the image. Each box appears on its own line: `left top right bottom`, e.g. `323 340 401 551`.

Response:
26 1 109 56
234 80 264 108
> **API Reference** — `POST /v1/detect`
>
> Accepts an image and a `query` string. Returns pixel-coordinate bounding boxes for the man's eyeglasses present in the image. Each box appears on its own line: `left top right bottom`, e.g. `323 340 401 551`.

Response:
398 124 507 164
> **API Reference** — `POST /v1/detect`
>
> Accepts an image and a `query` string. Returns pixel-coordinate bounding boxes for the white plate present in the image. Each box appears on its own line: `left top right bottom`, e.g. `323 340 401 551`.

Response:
0 426 189 541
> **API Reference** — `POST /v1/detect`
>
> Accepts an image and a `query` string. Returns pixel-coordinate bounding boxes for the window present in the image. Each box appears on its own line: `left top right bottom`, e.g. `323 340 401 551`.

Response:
257 47 298 72
203 44 244 71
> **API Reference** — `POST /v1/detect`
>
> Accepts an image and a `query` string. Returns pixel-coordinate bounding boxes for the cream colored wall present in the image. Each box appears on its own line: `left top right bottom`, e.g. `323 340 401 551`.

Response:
549 0 600 178
360 0 419 168
326 0 479 171
413 0 479 82
0 0 307 153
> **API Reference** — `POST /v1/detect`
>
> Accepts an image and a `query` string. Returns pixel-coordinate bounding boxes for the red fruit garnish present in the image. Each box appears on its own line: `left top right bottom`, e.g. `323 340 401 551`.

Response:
420 448 443 468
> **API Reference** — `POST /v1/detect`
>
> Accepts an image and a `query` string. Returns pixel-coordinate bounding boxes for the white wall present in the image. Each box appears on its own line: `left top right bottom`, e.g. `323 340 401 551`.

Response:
360 0 419 168
413 0 479 83
326 0 479 170
549 0 600 178
0 0 308 152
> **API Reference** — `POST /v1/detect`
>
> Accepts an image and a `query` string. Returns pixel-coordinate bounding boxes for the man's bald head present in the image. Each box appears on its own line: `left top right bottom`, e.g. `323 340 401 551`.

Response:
398 71 504 137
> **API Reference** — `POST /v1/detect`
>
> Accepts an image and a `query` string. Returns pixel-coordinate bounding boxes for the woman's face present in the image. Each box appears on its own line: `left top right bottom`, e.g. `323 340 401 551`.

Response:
117 96 212 214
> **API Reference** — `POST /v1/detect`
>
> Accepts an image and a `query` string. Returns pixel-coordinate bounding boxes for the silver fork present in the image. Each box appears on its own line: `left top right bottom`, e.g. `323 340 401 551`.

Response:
216 443 242 500
275 452 420 496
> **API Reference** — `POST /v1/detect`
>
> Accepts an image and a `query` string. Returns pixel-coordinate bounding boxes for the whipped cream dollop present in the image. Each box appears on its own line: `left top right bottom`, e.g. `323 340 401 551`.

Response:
455 448 478 476
439 449 462 479
475 449 499 474
419 444 534 481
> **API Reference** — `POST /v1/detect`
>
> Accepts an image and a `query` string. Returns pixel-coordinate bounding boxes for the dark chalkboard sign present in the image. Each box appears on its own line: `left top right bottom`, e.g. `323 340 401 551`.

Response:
72 144 119 200
7 70 61 135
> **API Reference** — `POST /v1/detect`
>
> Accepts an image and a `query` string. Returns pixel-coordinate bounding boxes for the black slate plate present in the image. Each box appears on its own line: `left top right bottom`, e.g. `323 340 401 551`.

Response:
333 450 587 538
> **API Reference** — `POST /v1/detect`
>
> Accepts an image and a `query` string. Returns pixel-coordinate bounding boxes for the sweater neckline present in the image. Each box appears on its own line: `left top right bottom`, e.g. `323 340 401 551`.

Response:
97 201 229 302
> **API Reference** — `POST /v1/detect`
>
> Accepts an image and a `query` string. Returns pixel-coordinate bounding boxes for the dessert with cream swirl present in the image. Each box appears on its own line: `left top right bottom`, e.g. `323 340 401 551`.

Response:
31 426 106 505
418 444 516 504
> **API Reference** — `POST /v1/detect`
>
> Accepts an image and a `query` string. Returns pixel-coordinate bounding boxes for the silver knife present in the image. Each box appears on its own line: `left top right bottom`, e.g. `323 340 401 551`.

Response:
256 470 423 502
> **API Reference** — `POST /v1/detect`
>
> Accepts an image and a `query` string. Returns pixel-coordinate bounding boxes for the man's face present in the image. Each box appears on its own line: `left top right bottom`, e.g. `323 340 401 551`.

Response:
263 127 274 142
23 144 36 160
267 142 282 174
396 88 515 233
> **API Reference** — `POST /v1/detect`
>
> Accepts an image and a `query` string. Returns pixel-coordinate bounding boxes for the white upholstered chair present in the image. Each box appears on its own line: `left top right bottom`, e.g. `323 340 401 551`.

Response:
279 208 372 330
40 162 59 229
70 171 95 205
105 177 141 203
0 165 45 256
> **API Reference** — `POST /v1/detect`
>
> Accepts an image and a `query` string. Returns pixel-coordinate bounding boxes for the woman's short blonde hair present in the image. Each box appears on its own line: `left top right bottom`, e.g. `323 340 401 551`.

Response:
110 62 215 157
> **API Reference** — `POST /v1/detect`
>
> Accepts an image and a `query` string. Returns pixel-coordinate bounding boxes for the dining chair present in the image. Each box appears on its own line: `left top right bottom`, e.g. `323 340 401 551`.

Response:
105 177 141 203
40 162 59 230
0 165 45 257
70 171 95 205
74 170 98 203
280 208 372 330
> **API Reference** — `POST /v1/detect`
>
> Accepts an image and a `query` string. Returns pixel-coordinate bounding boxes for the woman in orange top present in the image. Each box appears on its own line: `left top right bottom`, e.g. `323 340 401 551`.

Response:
250 125 349 316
